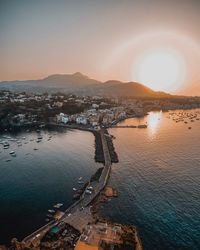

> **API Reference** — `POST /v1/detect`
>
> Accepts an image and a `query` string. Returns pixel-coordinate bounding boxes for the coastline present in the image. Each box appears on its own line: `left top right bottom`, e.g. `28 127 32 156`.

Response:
5 126 143 249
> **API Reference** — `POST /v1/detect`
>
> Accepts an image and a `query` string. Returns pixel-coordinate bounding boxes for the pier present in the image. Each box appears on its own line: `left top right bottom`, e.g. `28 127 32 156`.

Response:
22 129 112 247
111 125 147 128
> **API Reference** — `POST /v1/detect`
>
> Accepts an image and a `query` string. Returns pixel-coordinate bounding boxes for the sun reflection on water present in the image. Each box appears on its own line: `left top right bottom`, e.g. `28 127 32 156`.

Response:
147 111 163 138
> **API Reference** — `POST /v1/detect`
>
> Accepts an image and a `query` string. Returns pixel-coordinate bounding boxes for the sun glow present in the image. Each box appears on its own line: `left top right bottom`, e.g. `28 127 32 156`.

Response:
103 30 200 94
132 48 186 92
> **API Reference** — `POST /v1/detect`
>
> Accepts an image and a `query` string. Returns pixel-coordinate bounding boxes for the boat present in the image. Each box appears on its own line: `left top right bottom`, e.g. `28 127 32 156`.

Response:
53 203 63 208
78 177 83 181
3 142 10 148
85 190 92 195
48 209 55 213
9 151 15 155
5 159 11 162
78 180 84 184
73 188 77 191
57 203 63 206
46 214 53 218
34 148 39 150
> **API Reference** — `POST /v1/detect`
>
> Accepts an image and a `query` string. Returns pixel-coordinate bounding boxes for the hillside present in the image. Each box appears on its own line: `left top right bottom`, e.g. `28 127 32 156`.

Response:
0 72 170 97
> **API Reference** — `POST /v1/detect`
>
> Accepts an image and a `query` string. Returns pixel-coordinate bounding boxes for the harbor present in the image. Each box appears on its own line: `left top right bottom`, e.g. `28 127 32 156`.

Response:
18 128 112 246
9 127 143 250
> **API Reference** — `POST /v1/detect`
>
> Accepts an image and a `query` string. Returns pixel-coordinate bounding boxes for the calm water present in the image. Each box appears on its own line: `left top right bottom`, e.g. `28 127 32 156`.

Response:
0 128 101 244
0 111 200 249
101 110 200 250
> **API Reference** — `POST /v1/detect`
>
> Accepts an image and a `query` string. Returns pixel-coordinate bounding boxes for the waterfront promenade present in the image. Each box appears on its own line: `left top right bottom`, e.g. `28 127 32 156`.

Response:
22 128 112 247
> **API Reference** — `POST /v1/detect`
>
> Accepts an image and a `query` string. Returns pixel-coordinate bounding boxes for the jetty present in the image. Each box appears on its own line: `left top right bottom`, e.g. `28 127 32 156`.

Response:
111 124 147 128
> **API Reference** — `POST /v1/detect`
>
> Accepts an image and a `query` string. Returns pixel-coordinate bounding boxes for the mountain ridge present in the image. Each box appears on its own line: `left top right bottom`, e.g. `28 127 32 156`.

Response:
0 72 171 97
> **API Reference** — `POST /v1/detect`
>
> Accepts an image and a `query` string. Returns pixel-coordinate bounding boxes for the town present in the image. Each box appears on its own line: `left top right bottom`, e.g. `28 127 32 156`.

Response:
1 90 200 131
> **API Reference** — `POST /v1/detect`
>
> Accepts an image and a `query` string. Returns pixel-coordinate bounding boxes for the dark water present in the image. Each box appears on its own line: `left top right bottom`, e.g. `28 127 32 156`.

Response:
0 129 101 244
100 110 200 250
0 111 200 249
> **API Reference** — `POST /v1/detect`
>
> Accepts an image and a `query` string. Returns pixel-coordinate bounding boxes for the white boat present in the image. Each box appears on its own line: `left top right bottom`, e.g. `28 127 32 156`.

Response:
48 209 55 213
78 177 83 181
73 188 77 191
57 203 63 206
85 190 92 195
54 203 63 208
9 151 15 155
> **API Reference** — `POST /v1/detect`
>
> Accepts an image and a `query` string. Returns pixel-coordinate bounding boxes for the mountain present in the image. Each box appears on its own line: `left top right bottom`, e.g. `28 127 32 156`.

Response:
0 72 170 97
94 80 163 97
0 72 100 93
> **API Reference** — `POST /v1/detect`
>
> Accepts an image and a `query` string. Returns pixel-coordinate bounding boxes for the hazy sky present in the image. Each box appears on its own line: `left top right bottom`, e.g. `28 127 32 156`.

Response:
0 0 200 94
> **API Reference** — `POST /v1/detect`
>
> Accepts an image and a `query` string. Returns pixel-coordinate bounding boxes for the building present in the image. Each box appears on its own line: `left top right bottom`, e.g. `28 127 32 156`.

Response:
57 113 70 124
76 116 87 125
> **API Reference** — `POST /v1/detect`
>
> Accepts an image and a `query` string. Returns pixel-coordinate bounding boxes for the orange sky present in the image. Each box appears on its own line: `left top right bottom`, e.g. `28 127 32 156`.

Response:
0 0 200 95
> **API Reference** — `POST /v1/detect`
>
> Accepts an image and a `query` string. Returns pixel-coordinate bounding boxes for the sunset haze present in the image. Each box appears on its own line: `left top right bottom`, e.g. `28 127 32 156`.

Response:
0 0 200 95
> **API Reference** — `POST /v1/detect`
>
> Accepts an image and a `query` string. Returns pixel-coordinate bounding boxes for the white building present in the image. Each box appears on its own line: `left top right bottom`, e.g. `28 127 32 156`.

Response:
57 113 70 124
76 116 87 125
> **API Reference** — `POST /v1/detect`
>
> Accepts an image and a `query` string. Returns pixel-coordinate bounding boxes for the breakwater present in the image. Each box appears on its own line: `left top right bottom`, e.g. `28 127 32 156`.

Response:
104 130 119 163
93 130 118 164
93 131 105 163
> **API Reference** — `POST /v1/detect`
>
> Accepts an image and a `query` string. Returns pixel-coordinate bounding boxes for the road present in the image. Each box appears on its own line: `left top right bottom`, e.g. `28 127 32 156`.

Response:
22 129 112 246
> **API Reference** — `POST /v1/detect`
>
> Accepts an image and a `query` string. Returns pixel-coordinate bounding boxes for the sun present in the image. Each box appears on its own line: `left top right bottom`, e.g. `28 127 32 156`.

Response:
132 48 186 92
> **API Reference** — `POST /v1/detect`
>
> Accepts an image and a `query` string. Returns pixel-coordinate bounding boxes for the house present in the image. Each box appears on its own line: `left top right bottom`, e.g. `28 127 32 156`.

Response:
76 116 87 125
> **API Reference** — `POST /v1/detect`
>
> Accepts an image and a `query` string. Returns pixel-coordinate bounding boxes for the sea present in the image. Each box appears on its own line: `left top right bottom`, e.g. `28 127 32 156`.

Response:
0 110 200 249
